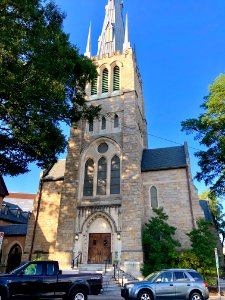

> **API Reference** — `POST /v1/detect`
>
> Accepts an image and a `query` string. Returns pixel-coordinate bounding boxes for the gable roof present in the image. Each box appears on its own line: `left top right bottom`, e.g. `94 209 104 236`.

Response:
199 200 212 222
0 175 9 197
141 146 187 172
43 159 66 181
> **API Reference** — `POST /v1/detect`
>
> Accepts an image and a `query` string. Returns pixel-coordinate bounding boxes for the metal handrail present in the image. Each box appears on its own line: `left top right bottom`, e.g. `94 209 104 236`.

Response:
104 252 112 273
71 252 82 269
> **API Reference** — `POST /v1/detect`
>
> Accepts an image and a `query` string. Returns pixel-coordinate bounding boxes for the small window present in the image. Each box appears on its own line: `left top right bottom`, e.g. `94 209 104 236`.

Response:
110 156 120 194
156 272 173 283
113 66 120 91
47 263 56 276
89 120 93 132
150 186 158 208
98 143 108 154
101 117 106 130
83 159 94 196
24 263 43 276
91 77 97 95
97 157 107 195
174 272 189 282
102 68 109 93
188 271 203 281
114 114 119 128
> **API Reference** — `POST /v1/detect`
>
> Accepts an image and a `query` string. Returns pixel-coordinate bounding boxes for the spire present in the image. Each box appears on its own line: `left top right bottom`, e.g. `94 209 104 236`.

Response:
84 22 92 58
123 13 130 52
97 0 125 57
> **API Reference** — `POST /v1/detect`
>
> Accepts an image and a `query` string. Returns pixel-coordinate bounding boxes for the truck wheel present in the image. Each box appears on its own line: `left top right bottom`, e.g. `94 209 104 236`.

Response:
0 290 7 300
138 290 152 300
70 290 87 300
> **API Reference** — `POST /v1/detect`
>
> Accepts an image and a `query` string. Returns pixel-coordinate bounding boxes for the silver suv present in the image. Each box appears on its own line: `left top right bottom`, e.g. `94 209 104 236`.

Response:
121 269 209 300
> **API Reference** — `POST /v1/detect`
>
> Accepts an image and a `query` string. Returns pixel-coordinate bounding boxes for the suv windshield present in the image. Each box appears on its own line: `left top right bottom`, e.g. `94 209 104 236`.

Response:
145 271 160 281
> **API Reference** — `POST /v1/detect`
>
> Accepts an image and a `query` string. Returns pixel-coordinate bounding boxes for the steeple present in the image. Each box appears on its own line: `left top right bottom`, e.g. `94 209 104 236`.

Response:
123 14 131 52
84 22 92 58
97 0 125 57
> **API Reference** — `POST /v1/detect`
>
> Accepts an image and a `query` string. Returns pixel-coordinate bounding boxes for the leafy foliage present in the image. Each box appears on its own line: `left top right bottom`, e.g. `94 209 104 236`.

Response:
142 208 181 276
181 74 225 198
187 219 217 275
0 0 100 176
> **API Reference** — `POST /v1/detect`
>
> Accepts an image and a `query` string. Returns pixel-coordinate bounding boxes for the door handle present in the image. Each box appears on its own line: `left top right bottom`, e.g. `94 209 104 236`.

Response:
187 284 190 286
170 284 173 286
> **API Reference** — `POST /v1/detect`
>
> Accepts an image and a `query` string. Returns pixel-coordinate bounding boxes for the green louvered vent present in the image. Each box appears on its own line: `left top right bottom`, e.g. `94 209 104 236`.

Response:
113 66 120 91
91 77 97 95
102 68 109 93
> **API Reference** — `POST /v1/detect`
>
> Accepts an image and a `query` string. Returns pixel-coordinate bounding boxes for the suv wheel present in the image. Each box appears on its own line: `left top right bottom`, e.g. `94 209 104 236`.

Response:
70 290 87 300
190 292 203 300
138 290 152 300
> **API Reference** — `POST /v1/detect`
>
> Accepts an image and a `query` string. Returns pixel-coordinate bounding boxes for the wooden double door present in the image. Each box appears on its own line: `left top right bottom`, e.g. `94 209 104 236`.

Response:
88 233 111 264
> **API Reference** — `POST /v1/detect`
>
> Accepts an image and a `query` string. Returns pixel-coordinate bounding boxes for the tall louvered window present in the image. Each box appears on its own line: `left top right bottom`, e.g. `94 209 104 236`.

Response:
97 157 107 195
113 66 120 91
91 77 97 95
83 159 94 196
110 155 120 194
102 116 106 130
150 186 158 208
114 114 119 128
102 68 109 93
89 120 93 132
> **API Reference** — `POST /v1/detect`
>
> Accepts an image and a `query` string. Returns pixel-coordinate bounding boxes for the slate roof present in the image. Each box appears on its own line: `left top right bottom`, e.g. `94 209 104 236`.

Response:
199 200 212 222
141 146 187 172
0 175 9 197
0 224 28 236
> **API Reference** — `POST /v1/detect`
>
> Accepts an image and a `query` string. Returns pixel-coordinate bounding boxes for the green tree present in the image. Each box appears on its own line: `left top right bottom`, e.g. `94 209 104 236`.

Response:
181 74 225 198
142 208 181 276
187 219 217 275
0 0 100 176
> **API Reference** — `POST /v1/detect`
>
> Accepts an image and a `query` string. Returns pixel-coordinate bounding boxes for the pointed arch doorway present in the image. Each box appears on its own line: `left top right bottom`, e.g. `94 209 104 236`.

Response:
84 213 113 264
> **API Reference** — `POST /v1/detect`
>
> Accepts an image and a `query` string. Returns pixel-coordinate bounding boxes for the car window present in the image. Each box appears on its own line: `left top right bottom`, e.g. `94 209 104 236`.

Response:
174 271 190 282
24 263 43 276
156 272 173 283
47 263 56 276
187 271 203 281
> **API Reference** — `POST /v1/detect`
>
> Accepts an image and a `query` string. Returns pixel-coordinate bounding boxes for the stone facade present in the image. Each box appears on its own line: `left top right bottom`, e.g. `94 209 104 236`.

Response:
23 0 204 277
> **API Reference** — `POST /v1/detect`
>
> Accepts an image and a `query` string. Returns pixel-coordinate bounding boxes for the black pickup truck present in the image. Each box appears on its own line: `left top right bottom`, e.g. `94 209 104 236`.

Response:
0 260 103 300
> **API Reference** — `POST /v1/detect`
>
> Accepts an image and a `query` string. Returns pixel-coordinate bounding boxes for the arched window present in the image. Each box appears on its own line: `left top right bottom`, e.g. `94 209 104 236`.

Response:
83 159 94 196
91 77 97 95
113 66 120 91
89 120 93 132
102 68 109 93
97 157 107 195
110 155 120 194
101 116 106 130
114 114 119 128
150 186 158 208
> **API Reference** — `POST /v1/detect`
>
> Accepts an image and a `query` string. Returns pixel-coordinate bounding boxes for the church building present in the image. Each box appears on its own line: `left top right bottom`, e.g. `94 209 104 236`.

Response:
23 0 204 277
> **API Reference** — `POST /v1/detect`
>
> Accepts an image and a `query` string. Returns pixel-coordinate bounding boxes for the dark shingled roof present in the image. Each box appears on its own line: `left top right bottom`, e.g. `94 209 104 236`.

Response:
0 224 28 236
0 175 9 197
141 146 187 172
199 200 212 222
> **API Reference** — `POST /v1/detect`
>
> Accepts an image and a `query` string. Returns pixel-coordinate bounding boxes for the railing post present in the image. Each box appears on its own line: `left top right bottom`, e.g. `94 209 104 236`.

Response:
113 264 116 279
122 271 124 286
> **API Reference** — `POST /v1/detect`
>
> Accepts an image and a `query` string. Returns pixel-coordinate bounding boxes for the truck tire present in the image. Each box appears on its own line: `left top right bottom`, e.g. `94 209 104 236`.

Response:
70 289 87 300
0 289 7 300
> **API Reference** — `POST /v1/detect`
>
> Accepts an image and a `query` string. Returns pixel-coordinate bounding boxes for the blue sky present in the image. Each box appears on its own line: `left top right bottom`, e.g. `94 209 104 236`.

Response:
4 0 225 195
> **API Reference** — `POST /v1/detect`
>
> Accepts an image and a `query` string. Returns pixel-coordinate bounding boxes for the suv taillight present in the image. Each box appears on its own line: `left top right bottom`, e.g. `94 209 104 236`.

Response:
204 281 208 288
